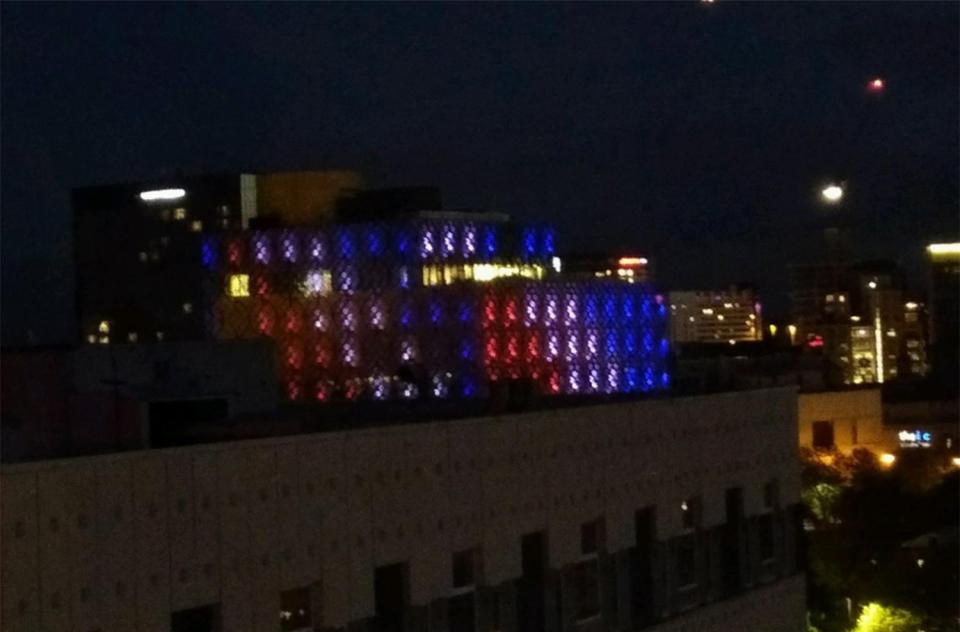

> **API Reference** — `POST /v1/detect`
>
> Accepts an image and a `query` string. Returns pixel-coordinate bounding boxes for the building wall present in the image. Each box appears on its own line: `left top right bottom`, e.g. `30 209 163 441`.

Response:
798 389 884 453
1 342 279 462
1 388 803 632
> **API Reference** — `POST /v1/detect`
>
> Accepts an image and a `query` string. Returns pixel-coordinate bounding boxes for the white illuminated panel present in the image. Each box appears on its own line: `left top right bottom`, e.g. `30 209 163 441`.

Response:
139 188 186 201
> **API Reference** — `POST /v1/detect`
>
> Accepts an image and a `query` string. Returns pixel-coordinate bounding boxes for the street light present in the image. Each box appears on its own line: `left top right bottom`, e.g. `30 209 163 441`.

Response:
821 184 844 203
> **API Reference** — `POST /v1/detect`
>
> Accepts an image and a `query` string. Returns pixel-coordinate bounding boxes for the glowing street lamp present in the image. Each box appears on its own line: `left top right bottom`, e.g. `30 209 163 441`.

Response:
867 77 885 93
821 184 844 203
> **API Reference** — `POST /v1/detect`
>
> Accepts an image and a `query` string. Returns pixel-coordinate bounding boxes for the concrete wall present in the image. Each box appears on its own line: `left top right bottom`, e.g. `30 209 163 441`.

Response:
1 388 803 632
798 389 883 453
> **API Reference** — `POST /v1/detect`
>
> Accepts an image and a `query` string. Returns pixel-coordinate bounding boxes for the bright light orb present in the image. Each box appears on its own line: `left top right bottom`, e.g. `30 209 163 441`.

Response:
879 453 896 466
868 77 885 92
821 184 844 203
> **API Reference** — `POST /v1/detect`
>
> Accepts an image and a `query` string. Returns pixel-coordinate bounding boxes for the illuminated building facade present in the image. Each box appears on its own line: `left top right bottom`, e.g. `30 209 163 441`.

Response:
201 214 671 402
668 287 762 345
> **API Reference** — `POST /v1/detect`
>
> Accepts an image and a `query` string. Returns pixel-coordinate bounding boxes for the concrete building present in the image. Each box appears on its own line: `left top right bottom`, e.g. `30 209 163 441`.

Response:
797 389 885 455
0 388 804 632
668 287 762 345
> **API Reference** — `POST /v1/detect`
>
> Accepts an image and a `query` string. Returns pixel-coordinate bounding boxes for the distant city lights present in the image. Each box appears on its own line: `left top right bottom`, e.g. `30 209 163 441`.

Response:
139 188 186 201
618 256 648 267
927 242 960 257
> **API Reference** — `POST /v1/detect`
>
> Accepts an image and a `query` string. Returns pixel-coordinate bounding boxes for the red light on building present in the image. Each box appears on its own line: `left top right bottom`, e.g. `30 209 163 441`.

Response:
807 335 825 349
868 77 884 92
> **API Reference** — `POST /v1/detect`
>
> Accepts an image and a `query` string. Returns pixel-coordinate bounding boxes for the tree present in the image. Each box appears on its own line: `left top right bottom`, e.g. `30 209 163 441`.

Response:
852 603 922 632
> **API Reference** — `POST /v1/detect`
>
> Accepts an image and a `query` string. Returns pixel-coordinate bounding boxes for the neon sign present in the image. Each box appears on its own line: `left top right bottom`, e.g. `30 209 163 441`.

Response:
898 429 932 449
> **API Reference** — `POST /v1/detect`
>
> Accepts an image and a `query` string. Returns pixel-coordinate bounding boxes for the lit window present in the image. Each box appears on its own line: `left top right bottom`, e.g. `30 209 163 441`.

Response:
173 207 187 220
301 270 331 296
228 274 250 297
86 334 96 344
128 332 138 343
156 332 165 341
138 251 148 263
98 320 110 334
190 220 202 232
182 302 193 314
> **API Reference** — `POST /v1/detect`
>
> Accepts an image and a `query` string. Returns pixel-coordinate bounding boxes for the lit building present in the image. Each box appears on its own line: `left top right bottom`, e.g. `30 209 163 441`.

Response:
74 175 670 403
73 171 364 345
668 286 762 345
790 260 909 386
900 300 928 377
0 387 805 632
561 253 652 283
203 215 670 401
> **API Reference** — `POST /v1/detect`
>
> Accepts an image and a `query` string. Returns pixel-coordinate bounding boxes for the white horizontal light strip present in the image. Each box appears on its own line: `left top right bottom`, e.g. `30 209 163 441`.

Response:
139 188 186 201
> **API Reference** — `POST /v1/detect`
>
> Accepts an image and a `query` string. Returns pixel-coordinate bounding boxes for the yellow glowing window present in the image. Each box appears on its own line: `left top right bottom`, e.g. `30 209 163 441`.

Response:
190 220 202 232
228 274 250 297
98 320 110 334
174 208 187 220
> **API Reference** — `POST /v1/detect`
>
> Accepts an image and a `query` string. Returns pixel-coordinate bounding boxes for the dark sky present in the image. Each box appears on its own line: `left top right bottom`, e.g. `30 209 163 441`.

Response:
2 2 957 344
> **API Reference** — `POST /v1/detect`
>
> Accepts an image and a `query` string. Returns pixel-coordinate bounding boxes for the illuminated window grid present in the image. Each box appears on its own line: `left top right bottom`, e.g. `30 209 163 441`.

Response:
206 225 669 402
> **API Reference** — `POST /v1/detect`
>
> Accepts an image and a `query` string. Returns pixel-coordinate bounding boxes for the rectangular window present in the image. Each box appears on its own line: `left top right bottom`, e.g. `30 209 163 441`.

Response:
763 479 779 510
580 516 605 555
228 274 250 298
681 497 700 531
280 586 312 632
758 514 775 562
573 559 601 620
171 604 220 632
677 534 697 588
812 420 835 450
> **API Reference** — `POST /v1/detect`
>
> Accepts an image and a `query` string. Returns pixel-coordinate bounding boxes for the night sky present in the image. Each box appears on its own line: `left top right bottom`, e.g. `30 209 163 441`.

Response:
2 2 957 344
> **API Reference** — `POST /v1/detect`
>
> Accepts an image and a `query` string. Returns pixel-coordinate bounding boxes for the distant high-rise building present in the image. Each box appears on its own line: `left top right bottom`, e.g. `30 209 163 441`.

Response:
790 260 910 385
900 299 929 378
927 242 960 388
668 286 762 344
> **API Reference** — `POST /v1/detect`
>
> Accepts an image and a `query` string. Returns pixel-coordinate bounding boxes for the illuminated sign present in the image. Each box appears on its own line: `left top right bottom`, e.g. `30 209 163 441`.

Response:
139 188 186 201
898 429 932 449
617 256 648 267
